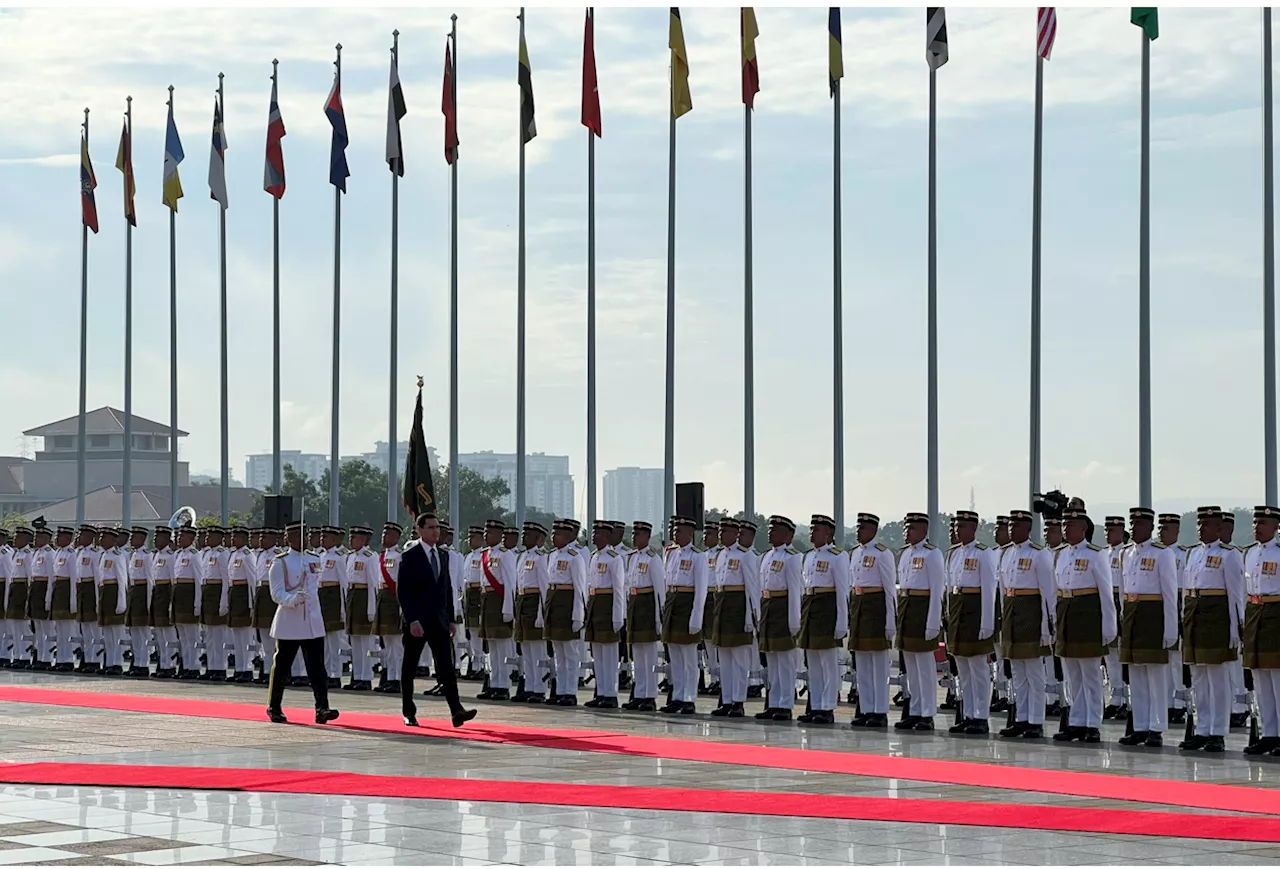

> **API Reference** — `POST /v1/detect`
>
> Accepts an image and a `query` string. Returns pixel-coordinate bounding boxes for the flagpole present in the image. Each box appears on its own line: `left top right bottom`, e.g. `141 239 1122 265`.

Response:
743 76 755 525
927 67 939 543
663 66 677 534
123 95 134 531
832 66 843 545
76 107 90 528
1030 53 1043 525
331 44 343 526
388 30 400 523
586 6 598 532
169 92 180 518
218 73 229 526
516 7 528 530
1138 26 1152 509
1265 6 1277 505
449 15 460 525
271 60 282 496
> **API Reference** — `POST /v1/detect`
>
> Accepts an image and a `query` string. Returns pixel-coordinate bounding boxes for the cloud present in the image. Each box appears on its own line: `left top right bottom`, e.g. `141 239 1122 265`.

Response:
0 154 78 167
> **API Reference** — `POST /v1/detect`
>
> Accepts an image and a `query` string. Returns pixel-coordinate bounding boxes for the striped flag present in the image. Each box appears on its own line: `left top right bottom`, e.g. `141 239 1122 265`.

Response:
518 24 537 144
115 118 136 227
263 76 286 198
828 7 843 97
386 49 407 176
582 8 601 137
162 100 184 212
325 69 349 192
208 95 228 209
1037 7 1057 60
670 7 692 118
926 7 948 69
1131 7 1158 40
80 129 98 234
741 7 759 109
442 42 458 164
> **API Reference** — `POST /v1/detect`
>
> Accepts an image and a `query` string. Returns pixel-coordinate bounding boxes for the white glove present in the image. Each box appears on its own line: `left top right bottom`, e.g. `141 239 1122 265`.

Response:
612 621 623 633
1102 632 1117 648
978 628 992 641
535 615 544 629
885 628 896 644
925 628 940 643
572 619 584 633
116 601 127 615
1230 624 1240 648
219 603 229 617
835 630 848 641
1163 634 1177 650
1040 631 1052 647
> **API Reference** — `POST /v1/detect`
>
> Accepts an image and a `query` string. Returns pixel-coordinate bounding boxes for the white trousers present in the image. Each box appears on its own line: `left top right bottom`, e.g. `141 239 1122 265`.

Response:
129 626 150 670
0 620 14 660
54 620 78 665
176 625 200 669
205 625 229 673
957 654 991 720
1104 648 1125 703
258 632 275 675
452 629 467 668
592 642 620 698
903 650 937 718
1256 668 1280 737
3 619 24 660
519 639 547 694
487 638 516 689
1012 657 1047 724
668 643 700 702
80 622 101 665
323 631 342 678
718 645 752 704
102 625 126 667
1192 662 1231 737
854 650 891 714
992 645 1009 698
381 634 404 680
807 648 840 712
748 638 763 686
1043 655 1061 700
765 649 801 710
1168 649 1184 708
1129 662 1168 732
632 642 660 699
702 642 720 681
1063 657 1103 728
467 630 485 671
551 640 579 695
1230 657 1248 713
349 634 375 681
32 620 53 663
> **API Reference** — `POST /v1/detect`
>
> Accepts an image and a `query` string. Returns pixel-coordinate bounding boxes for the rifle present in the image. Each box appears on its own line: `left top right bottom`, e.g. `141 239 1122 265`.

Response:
897 650 912 721
1244 667 1260 749
1003 657 1016 729
1122 663 1133 737
947 652 963 727
1182 663 1196 743
1054 655 1071 734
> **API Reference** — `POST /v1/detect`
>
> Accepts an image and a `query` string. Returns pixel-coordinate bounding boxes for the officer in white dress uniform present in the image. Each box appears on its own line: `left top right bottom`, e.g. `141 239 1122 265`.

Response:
997 509 1056 739
1158 512 1188 724
847 513 897 728
1116 506 1178 748
660 517 708 714
585 521 627 708
797 515 848 725
895 513 945 731
265 522 339 725
1103 517 1130 720
757 516 803 721
944 510 997 735
1243 505 1280 756
1219 513 1251 729
623 521 666 711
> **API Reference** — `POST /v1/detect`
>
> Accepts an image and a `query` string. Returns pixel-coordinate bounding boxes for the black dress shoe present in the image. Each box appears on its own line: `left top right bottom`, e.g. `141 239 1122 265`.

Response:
850 714 870 728
769 709 792 721
1231 712 1249 729
489 688 510 701
1020 724 1045 739
1245 736 1280 755
912 717 935 731
894 715 921 731
865 713 889 728
728 703 745 718
1179 734 1208 751
556 694 577 706
1169 708 1187 725
1118 730 1150 746
948 718 971 734
1082 727 1101 743
1204 735 1226 752
679 702 697 714
476 688 494 700
1000 721 1028 738
207 672 226 682
315 708 340 724
524 693 545 703
711 704 732 717
660 701 682 714
746 685 763 699
1145 732 1164 748
403 715 419 727
327 677 341 690
584 696 607 708
1053 726 1084 742
103 665 124 677
452 708 478 728
348 680 372 692
755 707 778 720
266 708 288 724
595 696 619 709
383 679 401 693
1045 701 1063 717
54 662 74 673
963 719 990 736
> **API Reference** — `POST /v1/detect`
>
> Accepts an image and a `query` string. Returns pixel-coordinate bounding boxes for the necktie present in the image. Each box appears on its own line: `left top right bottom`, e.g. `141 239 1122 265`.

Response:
430 548 438 575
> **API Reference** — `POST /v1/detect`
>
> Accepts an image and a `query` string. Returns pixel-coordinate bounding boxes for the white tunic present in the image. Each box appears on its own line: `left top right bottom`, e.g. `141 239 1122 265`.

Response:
269 548 326 640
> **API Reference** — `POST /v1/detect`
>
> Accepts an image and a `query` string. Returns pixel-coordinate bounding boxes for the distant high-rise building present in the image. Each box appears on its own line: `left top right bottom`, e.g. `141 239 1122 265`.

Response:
603 467 664 532
244 451 330 491
457 451 574 517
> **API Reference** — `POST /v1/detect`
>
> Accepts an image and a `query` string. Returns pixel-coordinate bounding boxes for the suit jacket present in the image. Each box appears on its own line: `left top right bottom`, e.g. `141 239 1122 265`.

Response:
397 543 454 632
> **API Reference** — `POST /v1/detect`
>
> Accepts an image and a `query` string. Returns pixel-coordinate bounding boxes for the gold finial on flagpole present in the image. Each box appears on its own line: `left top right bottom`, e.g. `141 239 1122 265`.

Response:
416 375 424 389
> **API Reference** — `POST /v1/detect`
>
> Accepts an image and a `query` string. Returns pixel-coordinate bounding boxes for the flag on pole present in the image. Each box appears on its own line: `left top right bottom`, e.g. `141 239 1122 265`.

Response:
162 101 184 212
828 7 843 97
670 7 693 118
1131 7 1158 40
741 7 759 108
518 24 537 144
208 96 228 209
582 8 602 137
386 50 407 177
927 7 949 69
402 376 437 518
1038 7 1057 60
81 130 99 234
325 69 349 192
443 42 459 164
115 118 136 227
264 76 287 198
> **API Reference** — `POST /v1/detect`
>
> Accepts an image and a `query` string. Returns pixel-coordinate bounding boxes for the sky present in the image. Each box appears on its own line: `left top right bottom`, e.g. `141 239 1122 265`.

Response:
0 3 1273 523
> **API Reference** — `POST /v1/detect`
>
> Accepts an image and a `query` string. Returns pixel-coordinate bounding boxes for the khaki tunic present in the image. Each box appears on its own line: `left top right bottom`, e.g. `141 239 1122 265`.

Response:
945 590 992 658
712 588 752 648
585 590 620 644
848 588 889 653
1182 593 1236 665
627 589 658 647
758 593 795 653
1055 592 1105 659
1119 597 1169 665
895 592 936 654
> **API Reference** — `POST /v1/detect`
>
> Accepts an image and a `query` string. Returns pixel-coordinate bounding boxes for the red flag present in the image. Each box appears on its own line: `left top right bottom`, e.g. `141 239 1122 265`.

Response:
442 42 458 165
582 8 602 137
1037 7 1057 60
741 7 760 109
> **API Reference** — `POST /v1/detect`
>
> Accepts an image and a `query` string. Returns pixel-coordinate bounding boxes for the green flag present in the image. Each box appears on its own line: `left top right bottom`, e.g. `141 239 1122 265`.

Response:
1131 7 1158 41
402 378 438 518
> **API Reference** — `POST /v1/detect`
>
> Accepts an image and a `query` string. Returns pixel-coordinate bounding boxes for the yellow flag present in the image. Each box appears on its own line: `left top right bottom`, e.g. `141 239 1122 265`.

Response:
670 7 692 118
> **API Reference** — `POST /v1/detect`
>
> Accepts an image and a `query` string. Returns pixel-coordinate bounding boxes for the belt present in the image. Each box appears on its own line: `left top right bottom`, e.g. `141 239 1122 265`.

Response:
630 587 654 595
1125 593 1162 602
1187 588 1226 597
31 576 48 581
549 584 575 591
232 580 250 586
175 578 196 585
805 587 835 596
853 586 884 595
763 589 788 598
100 579 118 586
905 589 930 597
153 580 171 585
346 582 366 589
54 576 71 582
1005 588 1040 596
465 582 482 589
319 581 340 588
951 587 982 595
589 588 614 596
517 585 539 593
130 580 147 587
1249 594 1280 604
77 577 95 583
719 584 745 592
1058 587 1099 598
669 585 694 591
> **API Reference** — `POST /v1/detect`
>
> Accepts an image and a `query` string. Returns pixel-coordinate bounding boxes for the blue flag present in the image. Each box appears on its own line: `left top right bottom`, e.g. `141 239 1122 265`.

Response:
324 72 349 192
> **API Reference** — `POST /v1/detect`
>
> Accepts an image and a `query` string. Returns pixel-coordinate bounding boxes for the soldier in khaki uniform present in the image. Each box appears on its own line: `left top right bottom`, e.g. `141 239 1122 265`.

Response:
72 524 101 673
512 522 549 702
224 527 256 682
998 509 1056 739
798 515 847 725
661 516 707 714
757 516 803 721
848 513 896 728
373 522 404 693
1116 506 1178 748
710 519 759 718
250 527 280 684
459 526 486 679
26 521 55 670
477 519 517 700
1220 512 1251 729
945 510 997 735
624 521 666 711
96 528 129 675
585 520 626 709
342 525 378 691
895 513 945 731
124 527 152 678
5 527 33 668
543 520 586 706
1243 506 1280 756
699 519 725 697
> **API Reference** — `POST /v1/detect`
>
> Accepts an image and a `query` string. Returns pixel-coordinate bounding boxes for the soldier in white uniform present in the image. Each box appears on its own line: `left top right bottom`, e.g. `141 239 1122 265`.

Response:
266 522 339 725
699 520 724 697
895 512 945 731
477 520 518 700
1116 506 1178 748
944 510 997 735
1243 505 1280 756
661 516 708 714
0 529 11 666
848 513 897 728
71 525 101 673
440 524 466 677
1158 512 1188 724
1219 512 1251 729
710 520 760 718
220 527 255 683
585 521 626 708
512 522 550 702
341 526 378 691
1051 508 1117 744
460 526 487 679
95 529 129 675
990 516 1013 712
124 527 153 677
149 526 178 678
543 520 587 705
3 529 29 668
373 522 404 693
315 527 348 687
1043 517 1067 717
998 509 1056 739
197 527 231 680
1179 506 1245 753
25 522 55 670
798 515 848 725
623 521 666 711
757 516 804 721
249 527 279 683
1102 517 1130 720
45 526 78 671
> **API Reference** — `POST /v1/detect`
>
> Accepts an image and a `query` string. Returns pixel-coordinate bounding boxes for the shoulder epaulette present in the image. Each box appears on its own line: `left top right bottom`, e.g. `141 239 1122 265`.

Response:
874 542 887 551
1153 541 1168 549
566 547 578 557
785 545 800 555
975 542 988 550
1029 541 1044 550
999 542 1013 549
947 542 961 551
1086 542 1103 551
829 545 844 555
647 544 660 557
923 541 937 550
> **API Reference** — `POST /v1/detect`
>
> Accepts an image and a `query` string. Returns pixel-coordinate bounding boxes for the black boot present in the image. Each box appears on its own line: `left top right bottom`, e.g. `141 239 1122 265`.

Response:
1118 730 1150 746
999 720 1028 738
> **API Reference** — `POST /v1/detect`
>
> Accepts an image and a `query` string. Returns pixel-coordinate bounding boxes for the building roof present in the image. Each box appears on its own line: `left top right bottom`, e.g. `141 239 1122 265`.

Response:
22 485 257 525
0 457 31 496
23 408 188 439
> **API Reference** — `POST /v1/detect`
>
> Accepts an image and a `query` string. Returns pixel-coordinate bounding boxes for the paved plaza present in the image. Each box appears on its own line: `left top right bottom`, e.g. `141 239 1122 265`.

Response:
0 670 1279 866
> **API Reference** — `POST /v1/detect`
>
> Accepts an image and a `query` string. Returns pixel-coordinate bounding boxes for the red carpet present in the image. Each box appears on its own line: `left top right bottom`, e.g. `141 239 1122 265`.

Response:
3 761 1279 843
0 685 1272 817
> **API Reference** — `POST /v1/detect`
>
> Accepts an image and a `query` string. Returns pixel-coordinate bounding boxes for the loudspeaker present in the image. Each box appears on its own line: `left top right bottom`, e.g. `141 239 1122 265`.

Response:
264 495 297 529
675 482 704 527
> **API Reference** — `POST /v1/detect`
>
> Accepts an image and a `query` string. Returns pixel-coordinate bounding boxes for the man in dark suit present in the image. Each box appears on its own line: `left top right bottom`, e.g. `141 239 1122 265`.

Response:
398 512 477 728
